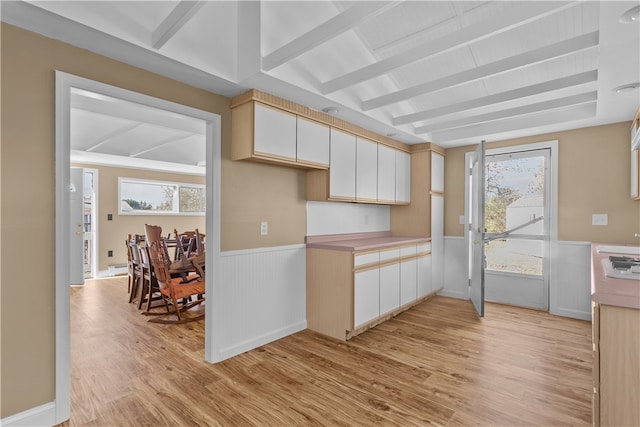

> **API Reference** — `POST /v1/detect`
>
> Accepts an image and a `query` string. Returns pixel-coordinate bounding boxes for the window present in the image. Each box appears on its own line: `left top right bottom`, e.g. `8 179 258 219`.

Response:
119 177 205 215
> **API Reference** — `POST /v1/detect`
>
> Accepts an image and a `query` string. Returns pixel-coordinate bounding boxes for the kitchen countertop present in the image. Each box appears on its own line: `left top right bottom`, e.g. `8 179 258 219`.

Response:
306 231 430 252
591 243 640 310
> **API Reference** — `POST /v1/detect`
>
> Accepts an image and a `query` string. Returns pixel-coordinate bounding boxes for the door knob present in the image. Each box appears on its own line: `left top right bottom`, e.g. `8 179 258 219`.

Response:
75 231 82 236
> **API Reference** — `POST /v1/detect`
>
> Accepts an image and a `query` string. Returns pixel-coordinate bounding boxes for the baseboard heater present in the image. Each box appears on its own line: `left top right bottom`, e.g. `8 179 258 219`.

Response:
108 264 128 276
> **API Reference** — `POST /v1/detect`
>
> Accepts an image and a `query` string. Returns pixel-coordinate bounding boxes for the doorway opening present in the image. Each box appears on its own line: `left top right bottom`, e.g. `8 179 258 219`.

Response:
465 140 558 315
55 71 222 424
484 148 551 310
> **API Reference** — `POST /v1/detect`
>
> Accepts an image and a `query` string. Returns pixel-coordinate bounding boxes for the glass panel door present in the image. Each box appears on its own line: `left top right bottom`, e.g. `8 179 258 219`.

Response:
484 148 550 310
469 141 485 317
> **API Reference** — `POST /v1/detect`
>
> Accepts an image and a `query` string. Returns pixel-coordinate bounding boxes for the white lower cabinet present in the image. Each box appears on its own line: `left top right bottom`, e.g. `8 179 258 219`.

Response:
307 240 434 341
380 263 400 316
400 258 417 306
354 267 380 328
417 253 432 298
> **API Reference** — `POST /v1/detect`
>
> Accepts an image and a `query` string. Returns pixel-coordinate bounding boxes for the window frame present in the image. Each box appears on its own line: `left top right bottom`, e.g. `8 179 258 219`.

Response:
118 177 205 216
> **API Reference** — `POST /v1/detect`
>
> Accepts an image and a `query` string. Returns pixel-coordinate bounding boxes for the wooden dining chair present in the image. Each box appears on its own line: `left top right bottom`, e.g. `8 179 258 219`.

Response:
194 228 205 256
127 240 143 304
137 243 163 312
146 241 205 324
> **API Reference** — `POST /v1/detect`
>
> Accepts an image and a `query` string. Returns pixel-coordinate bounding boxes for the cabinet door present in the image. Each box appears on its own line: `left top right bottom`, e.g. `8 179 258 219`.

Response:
431 152 445 193
400 258 417 306
417 254 432 298
379 262 400 316
330 128 356 200
377 145 396 203
395 150 411 203
354 267 380 328
356 137 378 201
297 116 329 167
254 103 297 160
431 195 444 291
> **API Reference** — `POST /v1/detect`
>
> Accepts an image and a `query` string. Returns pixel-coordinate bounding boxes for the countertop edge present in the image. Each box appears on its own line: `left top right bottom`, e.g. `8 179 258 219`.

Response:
591 243 640 310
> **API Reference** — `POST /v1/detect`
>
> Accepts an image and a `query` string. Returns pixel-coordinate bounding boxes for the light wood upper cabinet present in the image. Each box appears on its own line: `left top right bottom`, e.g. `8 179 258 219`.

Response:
329 128 357 201
377 144 396 203
253 103 297 160
231 98 329 170
395 150 411 203
356 137 378 202
297 116 330 168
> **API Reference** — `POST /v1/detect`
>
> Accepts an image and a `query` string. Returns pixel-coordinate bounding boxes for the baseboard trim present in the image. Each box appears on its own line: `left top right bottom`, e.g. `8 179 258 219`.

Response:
550 307 592 321
1 401 56 427
437 289 467 300
217 320 307 361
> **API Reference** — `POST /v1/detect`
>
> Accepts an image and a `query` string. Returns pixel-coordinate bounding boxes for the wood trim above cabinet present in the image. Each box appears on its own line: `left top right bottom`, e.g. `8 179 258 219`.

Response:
231 89 411 152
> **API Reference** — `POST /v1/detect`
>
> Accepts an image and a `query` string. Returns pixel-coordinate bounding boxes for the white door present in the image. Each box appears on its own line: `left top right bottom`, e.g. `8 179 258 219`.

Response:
69 167 84 285
483 148 551 310
469 141 486 317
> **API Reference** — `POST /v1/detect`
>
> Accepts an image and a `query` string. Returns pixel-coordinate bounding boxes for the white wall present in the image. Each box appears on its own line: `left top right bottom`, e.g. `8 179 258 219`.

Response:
306 201 390 236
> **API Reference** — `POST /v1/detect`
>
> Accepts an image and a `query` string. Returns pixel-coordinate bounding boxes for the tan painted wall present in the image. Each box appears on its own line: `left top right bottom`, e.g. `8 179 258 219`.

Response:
72 163 206 271
1 24 305 418
444 122 640 243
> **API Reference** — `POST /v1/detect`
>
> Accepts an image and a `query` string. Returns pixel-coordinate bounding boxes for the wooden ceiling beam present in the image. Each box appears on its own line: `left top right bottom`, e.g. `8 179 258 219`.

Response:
262 2 400 72
393 70 598 125
321 1 578 94
415 91 597 134
152 1 206 49
362 31 599 111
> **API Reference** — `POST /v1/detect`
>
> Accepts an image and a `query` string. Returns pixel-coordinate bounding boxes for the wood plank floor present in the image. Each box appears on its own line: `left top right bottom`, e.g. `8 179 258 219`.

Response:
60 276 593 426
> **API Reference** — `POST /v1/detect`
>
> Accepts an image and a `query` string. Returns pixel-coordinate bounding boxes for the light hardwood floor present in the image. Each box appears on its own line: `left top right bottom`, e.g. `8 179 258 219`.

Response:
60 276 592 426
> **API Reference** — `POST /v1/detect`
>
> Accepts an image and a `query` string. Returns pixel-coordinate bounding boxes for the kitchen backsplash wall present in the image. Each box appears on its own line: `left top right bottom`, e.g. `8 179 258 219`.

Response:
306 201 390 236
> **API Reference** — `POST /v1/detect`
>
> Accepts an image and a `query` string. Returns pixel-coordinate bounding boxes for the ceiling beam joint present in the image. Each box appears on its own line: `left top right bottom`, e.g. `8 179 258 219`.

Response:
152 1 206 49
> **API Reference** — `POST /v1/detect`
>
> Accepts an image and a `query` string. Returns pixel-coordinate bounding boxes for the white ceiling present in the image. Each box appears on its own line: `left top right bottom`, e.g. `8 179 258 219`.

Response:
3 0 640 169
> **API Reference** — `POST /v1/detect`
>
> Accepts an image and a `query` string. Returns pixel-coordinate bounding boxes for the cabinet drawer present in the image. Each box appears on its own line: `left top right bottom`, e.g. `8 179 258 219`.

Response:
379 248 400 262
354 251 379 268
399 245 417 257
417 243 431 253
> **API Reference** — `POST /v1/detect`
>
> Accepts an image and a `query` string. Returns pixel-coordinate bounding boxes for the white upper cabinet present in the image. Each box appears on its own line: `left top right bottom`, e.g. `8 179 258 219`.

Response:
377 145 396 203
431 152 445 193
395 150 411 203
253 103 297 160
297 116 330 167
330 128 357 200
356 137 378 201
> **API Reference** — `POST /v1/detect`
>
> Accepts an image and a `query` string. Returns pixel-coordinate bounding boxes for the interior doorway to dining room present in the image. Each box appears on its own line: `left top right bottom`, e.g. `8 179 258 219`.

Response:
56 71 222 422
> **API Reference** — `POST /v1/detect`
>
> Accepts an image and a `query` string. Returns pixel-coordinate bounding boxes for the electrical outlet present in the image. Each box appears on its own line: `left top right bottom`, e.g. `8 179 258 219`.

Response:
592 214 608 226
107 250 113 257
260 221 268 236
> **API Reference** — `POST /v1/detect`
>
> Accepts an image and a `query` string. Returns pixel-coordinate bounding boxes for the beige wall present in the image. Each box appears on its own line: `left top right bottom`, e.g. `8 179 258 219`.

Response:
444 122 640 243
1 24 305 418
72 163 207 271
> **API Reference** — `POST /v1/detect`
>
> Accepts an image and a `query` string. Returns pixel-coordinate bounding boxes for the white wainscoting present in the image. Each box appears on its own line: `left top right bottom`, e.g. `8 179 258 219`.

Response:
441 237 592 320
550 241 592 320
214 244 307 361
306 201 390 236
440 236 468 299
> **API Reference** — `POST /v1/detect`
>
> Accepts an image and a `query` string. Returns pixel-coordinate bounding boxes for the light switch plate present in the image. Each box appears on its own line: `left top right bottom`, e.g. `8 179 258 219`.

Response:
592 214 608 226
459 215 465 225
260 221 268 235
